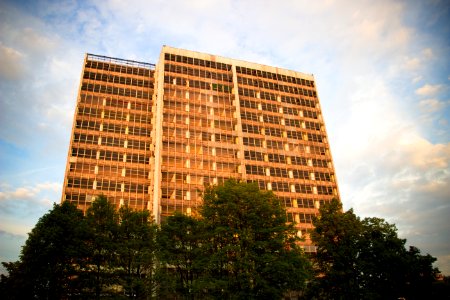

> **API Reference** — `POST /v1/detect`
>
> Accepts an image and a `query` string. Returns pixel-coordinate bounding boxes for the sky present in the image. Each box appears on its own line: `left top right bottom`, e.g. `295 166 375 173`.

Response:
0 0 449 274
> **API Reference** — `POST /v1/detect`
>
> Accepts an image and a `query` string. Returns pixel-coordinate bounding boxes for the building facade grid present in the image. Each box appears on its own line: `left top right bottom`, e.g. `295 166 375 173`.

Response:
62 46 340 251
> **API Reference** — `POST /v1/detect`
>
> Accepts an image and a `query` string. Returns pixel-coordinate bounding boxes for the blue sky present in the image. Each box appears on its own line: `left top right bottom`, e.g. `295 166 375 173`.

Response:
0 0 449 274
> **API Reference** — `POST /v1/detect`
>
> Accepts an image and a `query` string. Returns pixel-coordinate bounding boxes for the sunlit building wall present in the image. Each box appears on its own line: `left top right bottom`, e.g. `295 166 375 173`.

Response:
63 46 340 251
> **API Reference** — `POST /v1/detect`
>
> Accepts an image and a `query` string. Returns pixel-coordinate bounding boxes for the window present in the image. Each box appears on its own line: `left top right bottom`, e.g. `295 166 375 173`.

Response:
238 87 256 98
280 197 292 207
283 106 298 115
312 159 328 168
71 148 96 159
261 102 278 112
67 177 93 189
270 167 288 178
244 150 264 161
315 172 331 181
242 124 260 134
310 146 327 155
271 182 289 192
214 120 234 130
307 133 323 143
240 100 258 109
215 133 234 143
74 133 97 144
305 121 321 131
291 156 307 166
287 130 303 140
76 120 99 131
285 118 301 128
216 148 236 158
297 199 315 208
241 111 259 122
127 139 148 150
292 169 309 179
103 136 124 148
317 186 333 195
260 91 276 101
295 184 312 194
98 150 120 161
266 140 284 150
268 153 286 163
245 165 266 176
303 109 318 119
129 126 151 137
126 153 149 164
77 106 99 117
243 137 262 147
265 127 282 137
103 123 125 134
299 213 314 224
263 114 280 124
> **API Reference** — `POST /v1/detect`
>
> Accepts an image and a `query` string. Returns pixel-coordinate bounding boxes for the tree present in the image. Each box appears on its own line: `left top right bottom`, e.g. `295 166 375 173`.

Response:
308 198 363 299
117 205 158 299
200 180 311 299
157 213 206 299
0 201 89 299
403 246 439 299
85 195 120 298
310 199 440 299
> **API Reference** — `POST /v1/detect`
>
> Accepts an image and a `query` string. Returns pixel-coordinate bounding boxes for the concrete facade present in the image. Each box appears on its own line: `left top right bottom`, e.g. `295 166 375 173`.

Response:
62 46 340 251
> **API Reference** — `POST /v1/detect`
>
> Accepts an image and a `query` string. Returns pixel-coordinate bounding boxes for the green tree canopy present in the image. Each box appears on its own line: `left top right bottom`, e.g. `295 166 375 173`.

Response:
310 199 439 300
85 195 120 298
157 213 206 298
0 201 89 299
200 180 311 299
117 205 158 298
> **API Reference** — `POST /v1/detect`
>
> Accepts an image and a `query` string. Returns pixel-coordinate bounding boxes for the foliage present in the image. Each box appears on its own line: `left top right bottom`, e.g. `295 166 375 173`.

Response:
1 185 442 299
157 213 206 298
155 180 311 299
0 201 88 299
309 199 440 300
0 196 159 299
117 205 159 299
200 180 311 299
85 195 120 298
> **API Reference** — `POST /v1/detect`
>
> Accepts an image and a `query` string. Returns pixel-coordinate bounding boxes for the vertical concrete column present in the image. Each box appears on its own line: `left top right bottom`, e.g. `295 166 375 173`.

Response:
231 64 247 180
151 49 166 224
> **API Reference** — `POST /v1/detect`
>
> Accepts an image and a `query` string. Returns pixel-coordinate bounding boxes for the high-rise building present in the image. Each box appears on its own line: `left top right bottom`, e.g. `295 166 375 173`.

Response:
62 46 339 251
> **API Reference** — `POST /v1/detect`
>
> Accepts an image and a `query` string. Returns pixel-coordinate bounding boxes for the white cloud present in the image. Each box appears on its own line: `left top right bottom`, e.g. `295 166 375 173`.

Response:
0 182 59 236
419 98 448 113
415 84 444 96
0 43 24 80
422 47 434 59
403 56 421 70
0 182 58 203
412 75 423 83
339 131 450 271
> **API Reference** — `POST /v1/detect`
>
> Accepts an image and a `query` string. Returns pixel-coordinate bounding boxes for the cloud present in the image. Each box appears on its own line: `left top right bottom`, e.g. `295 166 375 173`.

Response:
403 56 421 71
340 131 450 272
0 229 26 273
0 182 59 236
412 75 423 83
415 84 444 96
419 98 448 113
422 47 434 59
0 43 25 80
